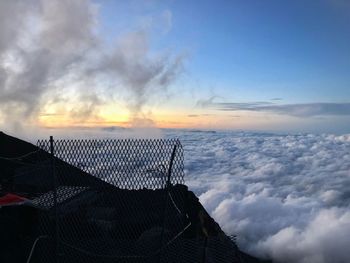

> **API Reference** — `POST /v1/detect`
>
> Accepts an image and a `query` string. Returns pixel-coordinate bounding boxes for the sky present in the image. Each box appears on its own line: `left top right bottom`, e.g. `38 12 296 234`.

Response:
0 0 350 134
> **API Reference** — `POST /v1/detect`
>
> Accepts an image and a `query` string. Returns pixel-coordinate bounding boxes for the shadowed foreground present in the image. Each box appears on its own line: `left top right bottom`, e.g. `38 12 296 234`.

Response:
0 131 269 263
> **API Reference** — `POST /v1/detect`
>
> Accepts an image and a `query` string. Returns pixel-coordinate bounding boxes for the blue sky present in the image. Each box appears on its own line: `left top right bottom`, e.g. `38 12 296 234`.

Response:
92 0 350 132
99 0 350 102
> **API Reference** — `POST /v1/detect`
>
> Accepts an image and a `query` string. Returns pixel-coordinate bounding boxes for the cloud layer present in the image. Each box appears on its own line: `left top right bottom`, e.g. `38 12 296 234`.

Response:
0 0 183 129
217 102 350 117
165 130 350 263
198 98 350 117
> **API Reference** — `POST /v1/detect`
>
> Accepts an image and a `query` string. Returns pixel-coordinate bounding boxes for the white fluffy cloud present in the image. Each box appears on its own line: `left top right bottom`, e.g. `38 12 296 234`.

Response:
165 130 350 263
0 0 183 130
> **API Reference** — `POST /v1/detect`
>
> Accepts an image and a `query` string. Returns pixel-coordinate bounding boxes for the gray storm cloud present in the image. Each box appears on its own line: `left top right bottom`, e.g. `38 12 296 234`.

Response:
0 0 183 129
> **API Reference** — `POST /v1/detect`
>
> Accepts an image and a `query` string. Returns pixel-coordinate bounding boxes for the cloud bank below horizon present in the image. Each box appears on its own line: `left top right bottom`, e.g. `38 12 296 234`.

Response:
165 130 350 263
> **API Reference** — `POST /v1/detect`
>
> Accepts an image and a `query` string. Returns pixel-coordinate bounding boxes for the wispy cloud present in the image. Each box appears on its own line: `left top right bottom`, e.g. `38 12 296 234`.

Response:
255 102 350 117
200 99 350 117
0 0 184 131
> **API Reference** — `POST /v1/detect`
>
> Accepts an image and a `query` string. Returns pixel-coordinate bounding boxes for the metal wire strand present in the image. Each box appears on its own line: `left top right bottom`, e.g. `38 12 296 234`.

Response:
26 235 49 263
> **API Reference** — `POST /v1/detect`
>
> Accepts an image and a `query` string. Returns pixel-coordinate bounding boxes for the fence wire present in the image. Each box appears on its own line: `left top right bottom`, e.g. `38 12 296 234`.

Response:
1 138 241 263
37 139 184 190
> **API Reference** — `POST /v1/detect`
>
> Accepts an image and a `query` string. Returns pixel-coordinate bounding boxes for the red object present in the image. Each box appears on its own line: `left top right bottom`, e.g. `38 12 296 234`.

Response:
0 193 28 206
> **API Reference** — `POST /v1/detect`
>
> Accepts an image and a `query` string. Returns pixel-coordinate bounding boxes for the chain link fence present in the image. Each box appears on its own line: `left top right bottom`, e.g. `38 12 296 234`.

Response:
1 136 241 263
36 138 185 189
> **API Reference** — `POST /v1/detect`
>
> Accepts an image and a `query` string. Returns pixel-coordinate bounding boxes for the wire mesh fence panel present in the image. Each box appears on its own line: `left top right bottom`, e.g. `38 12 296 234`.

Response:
37 139 184 189
30 139 188 262
1 137 241 263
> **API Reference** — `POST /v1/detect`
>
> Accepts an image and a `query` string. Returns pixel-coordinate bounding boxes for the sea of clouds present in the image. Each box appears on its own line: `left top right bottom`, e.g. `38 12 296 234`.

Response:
14 126 350 263
164 129 350 263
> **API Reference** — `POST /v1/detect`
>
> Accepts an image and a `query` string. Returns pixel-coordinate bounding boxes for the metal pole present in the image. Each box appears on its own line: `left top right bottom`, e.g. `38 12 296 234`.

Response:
158 144 177 262
50 136 59 263
166 145 177 188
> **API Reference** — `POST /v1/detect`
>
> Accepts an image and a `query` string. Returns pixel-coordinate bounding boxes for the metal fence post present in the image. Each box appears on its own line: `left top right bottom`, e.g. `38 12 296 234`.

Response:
166 145 177 188
158 145 177 262
50 136 59 263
